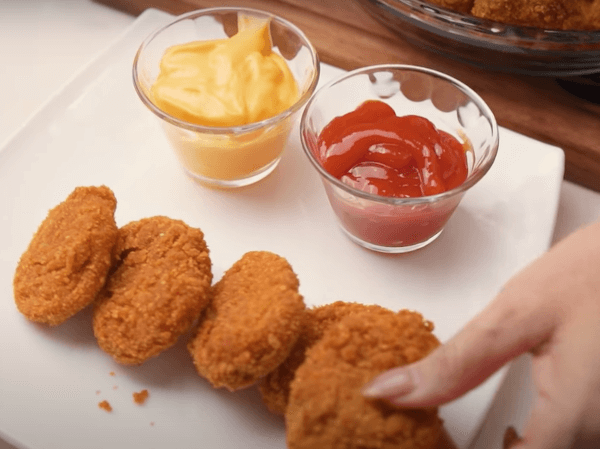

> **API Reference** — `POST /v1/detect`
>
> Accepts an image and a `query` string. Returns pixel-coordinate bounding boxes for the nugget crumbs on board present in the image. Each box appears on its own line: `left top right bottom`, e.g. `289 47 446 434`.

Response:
98 400 112 412
133 389 149 404
109 371 115 376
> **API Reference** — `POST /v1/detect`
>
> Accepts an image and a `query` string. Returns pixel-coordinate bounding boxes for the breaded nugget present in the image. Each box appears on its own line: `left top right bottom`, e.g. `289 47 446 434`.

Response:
426 0 474 14
286 307 442 449
579 0 600 30
259 301 382 414
188 251 305 391
471 0 583 29
13 186 118 326
93 216 212 365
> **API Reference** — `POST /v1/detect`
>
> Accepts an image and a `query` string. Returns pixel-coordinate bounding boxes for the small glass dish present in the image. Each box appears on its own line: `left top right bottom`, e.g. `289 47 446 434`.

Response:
301 64 498 253
354 0 600 76
133 7 320 188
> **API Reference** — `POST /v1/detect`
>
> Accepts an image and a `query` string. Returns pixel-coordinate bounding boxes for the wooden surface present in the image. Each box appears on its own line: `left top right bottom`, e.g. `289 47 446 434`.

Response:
96 0 600 192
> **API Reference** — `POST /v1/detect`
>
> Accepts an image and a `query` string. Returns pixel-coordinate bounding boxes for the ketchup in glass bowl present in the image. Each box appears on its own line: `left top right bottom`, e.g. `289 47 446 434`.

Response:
301 65 499 253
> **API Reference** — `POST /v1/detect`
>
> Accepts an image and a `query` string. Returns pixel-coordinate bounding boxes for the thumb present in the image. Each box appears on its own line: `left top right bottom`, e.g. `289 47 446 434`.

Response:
362 286 557 407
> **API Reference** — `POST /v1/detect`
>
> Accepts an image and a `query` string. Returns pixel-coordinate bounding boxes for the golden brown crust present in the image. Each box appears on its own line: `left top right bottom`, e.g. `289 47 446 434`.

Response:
93 216 212 365
259 301 383 415
471 0 583 29
286 308 442 449
13 186 118 326
424 0 600 30
579 0 600 30
188 251 305 391
427 0 474 14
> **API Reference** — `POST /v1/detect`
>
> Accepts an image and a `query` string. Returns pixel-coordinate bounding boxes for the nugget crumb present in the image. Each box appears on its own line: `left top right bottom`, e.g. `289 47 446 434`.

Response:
109 371 115 376
98 400 112 412
113 385 118 390
150 422 155 427
133 389 149 404
95 390 101 395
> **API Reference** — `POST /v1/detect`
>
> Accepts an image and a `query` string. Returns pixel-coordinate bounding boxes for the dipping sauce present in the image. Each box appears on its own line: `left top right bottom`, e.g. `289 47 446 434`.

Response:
144 17 304 185
151 21 299 127
314 100 471 249
318 100 469 198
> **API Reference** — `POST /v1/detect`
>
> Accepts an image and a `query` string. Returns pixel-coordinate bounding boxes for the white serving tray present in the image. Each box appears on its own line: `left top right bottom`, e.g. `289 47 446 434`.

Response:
0 8 564 449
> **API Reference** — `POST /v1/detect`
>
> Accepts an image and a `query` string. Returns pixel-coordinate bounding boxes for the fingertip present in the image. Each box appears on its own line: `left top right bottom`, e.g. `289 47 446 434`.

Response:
362 367 416 398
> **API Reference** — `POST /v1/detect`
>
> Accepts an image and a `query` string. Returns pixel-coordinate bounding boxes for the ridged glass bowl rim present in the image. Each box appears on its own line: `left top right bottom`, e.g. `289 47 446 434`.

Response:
132 7 321 135
300 64 499 206
359 0 600 50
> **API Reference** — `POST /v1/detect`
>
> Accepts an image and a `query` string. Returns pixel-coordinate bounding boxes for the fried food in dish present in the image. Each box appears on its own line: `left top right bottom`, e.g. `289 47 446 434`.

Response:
471 0 585 30
13 186 118 326
259 301 383 415
426 0 474 13
577 0 600 29
286 307 442 449
188 251 305 391
93 216 212 365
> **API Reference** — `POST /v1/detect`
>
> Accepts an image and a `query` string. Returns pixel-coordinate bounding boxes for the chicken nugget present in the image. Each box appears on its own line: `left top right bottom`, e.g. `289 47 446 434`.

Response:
471 0 583 30
426 0 474 14
93 216 212 365
188 251 305 391
286 308 442 449
13 186 118 326
579 0 600 30
259 301 382 415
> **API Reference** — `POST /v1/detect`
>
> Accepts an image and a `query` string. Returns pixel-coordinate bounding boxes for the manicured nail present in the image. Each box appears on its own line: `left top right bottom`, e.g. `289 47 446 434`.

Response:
362 368 416 398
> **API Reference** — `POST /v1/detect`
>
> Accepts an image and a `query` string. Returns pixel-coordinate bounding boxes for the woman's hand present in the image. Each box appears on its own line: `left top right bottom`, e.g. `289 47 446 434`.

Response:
363 221 600 449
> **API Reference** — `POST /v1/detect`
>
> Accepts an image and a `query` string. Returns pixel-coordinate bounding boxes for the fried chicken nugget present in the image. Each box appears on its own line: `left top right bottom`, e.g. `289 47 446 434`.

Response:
188 251 305 391
580 0 600 30
286 307 442 449
259 301 383 415
13 186 118 326
426 0 474 14
471 0 584 30
93 216 212 365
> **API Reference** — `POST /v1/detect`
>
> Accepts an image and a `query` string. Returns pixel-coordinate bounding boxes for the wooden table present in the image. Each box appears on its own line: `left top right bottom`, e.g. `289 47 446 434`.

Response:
96 0 600 192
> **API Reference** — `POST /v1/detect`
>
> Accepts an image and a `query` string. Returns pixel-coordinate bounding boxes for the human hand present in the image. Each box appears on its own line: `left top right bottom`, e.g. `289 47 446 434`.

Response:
362 221 600 449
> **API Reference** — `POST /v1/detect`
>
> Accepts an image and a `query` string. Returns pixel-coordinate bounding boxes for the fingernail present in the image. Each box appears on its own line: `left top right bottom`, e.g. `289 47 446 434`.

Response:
362 368 416 398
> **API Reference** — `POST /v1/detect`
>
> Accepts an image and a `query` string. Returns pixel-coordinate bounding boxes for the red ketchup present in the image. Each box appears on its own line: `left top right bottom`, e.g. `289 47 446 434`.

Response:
317 100 469 248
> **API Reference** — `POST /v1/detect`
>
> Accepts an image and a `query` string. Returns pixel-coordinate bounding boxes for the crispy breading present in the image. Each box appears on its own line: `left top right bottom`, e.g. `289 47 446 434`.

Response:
471 0 584 29
93 216 212 365
13 186 118 326
580 0 600 30
427 0 474 14
286 307 442 449
259 301 383 414
188 251 305 391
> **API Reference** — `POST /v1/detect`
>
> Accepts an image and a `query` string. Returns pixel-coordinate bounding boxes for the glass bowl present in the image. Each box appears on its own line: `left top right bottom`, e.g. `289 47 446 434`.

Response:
133 7 320 188
301 64 499 253
354 0 600 76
